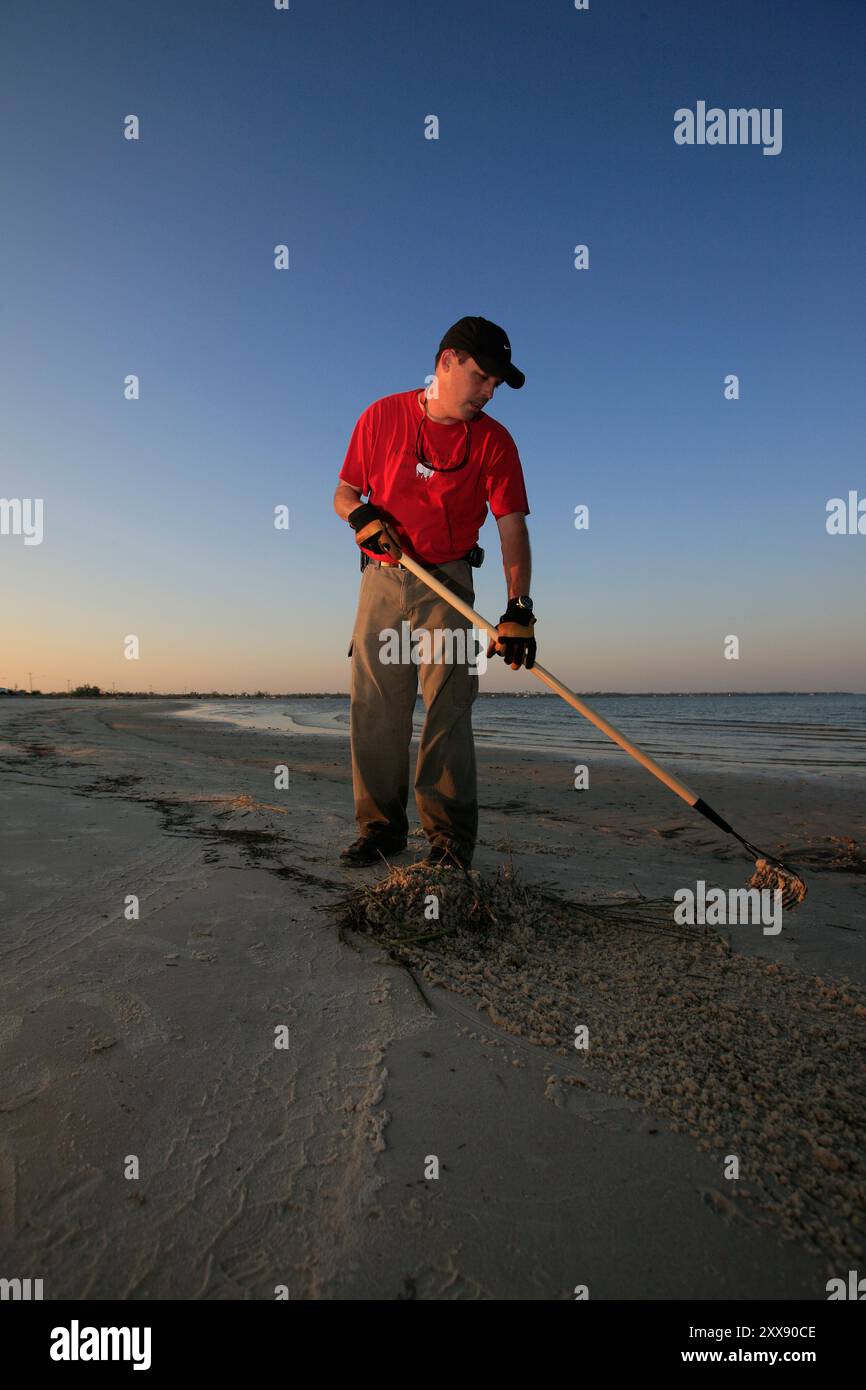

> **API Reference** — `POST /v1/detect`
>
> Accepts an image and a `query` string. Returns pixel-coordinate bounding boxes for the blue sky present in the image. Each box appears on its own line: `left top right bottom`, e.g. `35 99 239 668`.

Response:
1 0 864 692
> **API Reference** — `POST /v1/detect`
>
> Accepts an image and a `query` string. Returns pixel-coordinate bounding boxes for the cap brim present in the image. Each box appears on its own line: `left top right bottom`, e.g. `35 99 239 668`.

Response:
475 354 525 389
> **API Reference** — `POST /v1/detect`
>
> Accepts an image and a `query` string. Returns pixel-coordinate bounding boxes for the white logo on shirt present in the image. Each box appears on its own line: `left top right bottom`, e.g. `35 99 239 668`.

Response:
416 462 434 481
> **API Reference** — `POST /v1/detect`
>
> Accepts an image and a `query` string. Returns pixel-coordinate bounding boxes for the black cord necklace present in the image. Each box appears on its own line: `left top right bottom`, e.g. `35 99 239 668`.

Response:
415 391 472 473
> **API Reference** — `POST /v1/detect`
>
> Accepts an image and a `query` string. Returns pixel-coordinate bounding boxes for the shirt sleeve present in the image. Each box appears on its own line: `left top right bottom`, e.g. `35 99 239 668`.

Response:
486 431 530 519
338 405 375 496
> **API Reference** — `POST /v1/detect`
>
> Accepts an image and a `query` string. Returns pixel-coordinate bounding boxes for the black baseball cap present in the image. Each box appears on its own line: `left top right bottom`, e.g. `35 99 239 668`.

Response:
437 316 525 389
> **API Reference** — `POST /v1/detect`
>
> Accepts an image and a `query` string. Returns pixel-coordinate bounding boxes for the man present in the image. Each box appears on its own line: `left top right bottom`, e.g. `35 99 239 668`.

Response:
333 316 536 870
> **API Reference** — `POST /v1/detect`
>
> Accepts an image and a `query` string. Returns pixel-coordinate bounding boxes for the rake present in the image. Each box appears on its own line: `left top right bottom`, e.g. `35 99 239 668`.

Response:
397 552 808 909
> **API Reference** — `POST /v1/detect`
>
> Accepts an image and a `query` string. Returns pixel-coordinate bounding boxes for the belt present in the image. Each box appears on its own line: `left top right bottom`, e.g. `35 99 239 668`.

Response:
360 544 484 573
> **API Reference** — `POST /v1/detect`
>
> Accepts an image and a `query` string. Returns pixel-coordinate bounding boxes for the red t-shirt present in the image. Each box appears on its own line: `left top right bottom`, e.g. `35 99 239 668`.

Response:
339 388 530 566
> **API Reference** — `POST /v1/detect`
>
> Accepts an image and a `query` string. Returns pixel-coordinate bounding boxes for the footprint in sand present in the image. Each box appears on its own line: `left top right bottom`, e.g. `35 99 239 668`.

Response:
0 1057 51 1112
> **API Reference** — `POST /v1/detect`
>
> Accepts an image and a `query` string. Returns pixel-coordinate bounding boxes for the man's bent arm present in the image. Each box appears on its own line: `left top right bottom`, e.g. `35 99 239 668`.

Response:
496 511 532 598
334 480 363 521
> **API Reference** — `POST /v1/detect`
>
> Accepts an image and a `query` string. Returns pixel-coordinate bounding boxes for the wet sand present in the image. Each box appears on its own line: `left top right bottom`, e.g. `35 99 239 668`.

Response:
0 699 863 1299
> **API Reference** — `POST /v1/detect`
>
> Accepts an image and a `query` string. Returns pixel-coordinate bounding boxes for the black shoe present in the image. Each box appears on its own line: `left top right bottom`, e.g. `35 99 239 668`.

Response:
421 843 473 871
340 834 407 866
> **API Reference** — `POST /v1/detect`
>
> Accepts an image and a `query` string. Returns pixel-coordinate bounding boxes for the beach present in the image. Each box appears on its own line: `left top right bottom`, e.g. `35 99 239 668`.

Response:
1 697 863 1299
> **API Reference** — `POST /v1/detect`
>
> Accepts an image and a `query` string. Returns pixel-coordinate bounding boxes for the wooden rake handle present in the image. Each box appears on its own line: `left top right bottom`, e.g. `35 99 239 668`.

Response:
397 551 702 810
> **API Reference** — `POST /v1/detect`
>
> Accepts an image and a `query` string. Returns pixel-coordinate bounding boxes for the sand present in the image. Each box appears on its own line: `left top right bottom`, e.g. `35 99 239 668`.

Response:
0 698 863 1300
341 863 865 1263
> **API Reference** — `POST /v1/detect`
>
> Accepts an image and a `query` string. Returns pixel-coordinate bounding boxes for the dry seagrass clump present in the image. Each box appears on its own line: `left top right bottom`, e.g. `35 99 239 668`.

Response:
337 859 678 948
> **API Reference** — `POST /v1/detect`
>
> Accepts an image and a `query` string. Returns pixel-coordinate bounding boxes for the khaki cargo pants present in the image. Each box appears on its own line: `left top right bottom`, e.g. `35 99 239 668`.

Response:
348 557 480 860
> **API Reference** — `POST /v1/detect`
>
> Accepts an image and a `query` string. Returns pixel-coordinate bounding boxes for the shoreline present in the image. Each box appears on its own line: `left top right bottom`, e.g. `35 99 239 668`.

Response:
166 697 865 782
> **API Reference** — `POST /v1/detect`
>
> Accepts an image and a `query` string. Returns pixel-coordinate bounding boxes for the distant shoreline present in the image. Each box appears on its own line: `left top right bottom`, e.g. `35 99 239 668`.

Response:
7 691 863 701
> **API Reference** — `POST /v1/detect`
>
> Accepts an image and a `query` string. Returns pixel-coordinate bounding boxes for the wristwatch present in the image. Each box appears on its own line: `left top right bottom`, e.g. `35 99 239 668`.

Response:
514 595 533 612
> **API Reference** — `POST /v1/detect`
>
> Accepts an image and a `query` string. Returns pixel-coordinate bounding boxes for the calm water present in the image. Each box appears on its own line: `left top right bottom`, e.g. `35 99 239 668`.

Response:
176 693 866 778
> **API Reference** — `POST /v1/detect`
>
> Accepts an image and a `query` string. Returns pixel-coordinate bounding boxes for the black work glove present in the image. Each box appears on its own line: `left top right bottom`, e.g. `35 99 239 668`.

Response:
486 599 537 670
347 503 402 560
